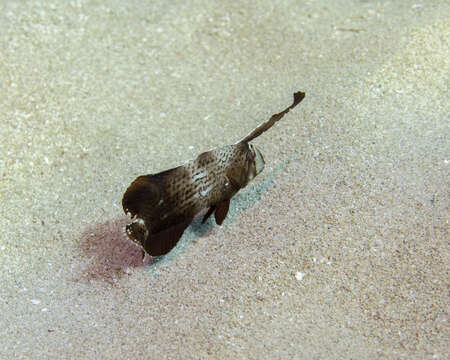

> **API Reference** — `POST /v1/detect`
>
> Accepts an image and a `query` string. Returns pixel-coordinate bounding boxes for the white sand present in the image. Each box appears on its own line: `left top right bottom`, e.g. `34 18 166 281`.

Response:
1 1 448 358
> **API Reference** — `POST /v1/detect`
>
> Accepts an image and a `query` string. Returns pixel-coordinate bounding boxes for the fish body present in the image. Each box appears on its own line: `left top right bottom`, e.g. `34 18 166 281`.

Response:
122 91 305 256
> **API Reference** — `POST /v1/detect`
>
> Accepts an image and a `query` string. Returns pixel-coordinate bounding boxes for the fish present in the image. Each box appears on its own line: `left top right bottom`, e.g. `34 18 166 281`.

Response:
122 91 306 256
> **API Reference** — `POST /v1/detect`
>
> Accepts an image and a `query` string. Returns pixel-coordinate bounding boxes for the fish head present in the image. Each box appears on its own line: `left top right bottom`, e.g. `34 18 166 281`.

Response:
247 143 265 182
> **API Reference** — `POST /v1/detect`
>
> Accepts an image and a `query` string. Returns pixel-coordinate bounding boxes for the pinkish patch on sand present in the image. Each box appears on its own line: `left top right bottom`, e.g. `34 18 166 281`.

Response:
76 217 151 283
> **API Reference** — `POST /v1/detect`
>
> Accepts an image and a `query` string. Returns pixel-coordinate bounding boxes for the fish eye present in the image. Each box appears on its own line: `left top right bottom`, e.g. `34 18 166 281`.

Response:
248 144 256 157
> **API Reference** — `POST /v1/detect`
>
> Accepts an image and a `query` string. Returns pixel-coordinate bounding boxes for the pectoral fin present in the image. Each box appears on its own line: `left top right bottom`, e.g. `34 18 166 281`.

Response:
144 216 194 256
214 199 230 225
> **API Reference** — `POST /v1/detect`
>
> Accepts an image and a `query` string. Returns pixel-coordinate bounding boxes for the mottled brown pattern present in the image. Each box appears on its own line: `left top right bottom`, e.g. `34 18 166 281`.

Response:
122 144 248 255
122 91 305 256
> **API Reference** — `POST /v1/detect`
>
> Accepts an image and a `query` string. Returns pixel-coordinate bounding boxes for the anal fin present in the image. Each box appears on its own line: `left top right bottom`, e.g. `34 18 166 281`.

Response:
214 199 230 225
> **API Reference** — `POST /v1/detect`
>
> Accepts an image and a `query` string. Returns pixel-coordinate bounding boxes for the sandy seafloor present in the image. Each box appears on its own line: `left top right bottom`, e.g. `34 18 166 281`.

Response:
0 0 448 358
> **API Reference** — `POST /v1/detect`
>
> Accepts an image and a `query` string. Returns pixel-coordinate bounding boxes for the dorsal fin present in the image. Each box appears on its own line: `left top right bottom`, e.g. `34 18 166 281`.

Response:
239 91 305 144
